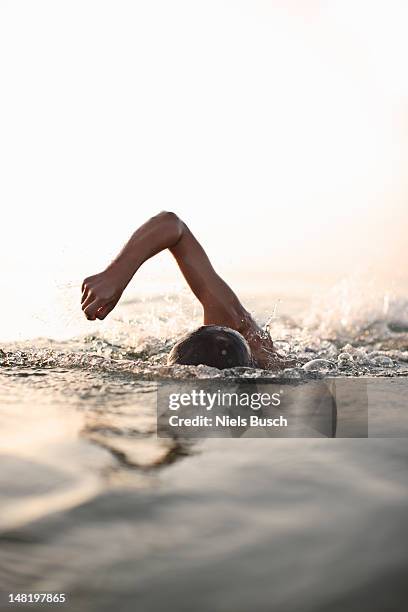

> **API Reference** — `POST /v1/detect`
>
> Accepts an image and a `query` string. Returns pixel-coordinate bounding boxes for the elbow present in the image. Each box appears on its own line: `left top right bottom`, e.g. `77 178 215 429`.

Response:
158 210 179 222
156 210 183 243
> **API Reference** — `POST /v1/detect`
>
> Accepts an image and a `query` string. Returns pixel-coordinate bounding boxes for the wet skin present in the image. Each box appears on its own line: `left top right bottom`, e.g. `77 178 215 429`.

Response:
81 212 295 370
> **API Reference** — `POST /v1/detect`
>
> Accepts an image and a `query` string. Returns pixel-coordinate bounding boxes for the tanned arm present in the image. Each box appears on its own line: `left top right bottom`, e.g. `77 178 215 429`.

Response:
81 211 280 368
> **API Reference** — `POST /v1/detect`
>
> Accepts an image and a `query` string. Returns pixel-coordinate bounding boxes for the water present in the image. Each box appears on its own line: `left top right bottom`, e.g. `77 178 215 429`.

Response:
1 280 408 610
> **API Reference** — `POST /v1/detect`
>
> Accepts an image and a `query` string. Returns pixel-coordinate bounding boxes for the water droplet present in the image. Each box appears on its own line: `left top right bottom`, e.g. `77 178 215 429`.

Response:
353 349 370 365
302 359 337 373
370 355 394 368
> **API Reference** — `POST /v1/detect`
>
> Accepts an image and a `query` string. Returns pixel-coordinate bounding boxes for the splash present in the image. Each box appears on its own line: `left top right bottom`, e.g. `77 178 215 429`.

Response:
267 276 408 377
1 277 408 380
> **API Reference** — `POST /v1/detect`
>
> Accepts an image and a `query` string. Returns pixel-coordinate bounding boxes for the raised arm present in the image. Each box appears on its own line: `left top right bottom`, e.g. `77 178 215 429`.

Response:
81 211 279 366
82 211 246 322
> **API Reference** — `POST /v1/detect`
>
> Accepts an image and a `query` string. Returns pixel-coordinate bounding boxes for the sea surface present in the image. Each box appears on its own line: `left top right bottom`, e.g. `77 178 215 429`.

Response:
1 279 408 611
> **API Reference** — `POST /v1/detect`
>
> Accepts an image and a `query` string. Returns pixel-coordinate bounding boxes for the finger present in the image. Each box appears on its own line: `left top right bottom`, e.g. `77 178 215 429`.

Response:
81 292 96 311
84 298 103 320
81 286 90 305
81 277 91 294
95 302 113 320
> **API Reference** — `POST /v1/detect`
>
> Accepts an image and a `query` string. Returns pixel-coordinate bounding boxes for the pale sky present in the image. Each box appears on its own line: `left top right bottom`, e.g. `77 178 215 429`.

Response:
1 0 407 339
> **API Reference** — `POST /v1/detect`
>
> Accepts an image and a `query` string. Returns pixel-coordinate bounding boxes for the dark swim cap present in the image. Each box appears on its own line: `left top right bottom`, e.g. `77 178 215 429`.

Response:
167 325 253 369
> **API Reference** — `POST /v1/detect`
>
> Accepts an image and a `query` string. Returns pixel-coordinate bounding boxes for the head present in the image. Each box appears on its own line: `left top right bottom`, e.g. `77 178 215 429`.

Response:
167 325 253 369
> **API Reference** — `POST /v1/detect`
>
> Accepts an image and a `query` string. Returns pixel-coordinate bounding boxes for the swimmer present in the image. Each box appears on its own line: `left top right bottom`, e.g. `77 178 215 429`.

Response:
81 212 294 370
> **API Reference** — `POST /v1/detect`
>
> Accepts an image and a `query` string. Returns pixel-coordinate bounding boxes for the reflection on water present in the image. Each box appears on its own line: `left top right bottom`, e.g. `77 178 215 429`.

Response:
0 366 407 611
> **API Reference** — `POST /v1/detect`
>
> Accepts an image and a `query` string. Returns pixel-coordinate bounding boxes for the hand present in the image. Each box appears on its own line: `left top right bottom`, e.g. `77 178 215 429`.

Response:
259 351 299 371
81 270 125 320
249 328 298 370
